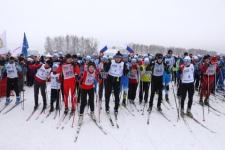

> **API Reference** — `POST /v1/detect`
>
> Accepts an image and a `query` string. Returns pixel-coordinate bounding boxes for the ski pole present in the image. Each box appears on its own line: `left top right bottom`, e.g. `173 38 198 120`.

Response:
171 82 180 121
207 74 210 114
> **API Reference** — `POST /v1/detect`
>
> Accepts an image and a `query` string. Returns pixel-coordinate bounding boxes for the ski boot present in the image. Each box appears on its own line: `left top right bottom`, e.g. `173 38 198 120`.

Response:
147 106 152 112
204 100 209 106
5 97 11 106
71 109 75 115
78 114 83 126
64 108 69 115
15 96 21 105
114 110 118 120
129 99 135 105
180 108 185 118
122 99 126 107
34 104 39 111
90 111 96 120
42 104 47 112
157 106 162 112
199 99 203 106
165 94 169 102
49 106 54 112
186 109 193 118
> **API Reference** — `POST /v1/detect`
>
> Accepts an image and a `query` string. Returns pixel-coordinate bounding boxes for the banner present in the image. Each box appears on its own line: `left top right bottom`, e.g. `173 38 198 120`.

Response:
0 31 7 54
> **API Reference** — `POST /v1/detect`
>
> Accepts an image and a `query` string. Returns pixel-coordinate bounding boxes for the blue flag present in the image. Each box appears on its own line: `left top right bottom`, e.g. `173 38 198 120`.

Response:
21 33 29 57
126 46 134 53
100 46 108 53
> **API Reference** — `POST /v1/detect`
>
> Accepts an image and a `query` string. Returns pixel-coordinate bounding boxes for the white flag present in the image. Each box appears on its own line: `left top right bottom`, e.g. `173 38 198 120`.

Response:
0 31 7 54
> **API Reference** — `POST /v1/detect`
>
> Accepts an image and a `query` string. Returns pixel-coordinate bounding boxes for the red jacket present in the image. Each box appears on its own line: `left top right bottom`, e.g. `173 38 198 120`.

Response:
57 63 80 84
80 71 97 90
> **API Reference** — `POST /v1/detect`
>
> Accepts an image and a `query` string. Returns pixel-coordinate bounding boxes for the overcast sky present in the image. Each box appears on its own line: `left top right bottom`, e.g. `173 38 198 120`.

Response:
1 0 225 53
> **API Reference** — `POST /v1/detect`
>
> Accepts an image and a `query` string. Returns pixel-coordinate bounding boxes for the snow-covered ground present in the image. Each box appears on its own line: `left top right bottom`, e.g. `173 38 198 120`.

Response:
0 84 225 150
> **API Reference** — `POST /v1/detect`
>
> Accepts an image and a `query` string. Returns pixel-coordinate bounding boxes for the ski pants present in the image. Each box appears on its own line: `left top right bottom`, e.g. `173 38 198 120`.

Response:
50 89 60 109
128 82 138 101
180 82 194 110
63 80 76 110
105 75 121 112
139 81 150 103
149 76 163 108
34 81 47 107
79 88 94 114
6 77 19 98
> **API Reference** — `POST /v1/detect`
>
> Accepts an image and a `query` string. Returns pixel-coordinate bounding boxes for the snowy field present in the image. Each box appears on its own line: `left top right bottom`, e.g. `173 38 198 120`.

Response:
0 84 225 150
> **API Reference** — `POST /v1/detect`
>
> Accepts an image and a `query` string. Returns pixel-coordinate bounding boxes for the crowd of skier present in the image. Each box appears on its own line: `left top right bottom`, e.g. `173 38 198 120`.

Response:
0 49 225 128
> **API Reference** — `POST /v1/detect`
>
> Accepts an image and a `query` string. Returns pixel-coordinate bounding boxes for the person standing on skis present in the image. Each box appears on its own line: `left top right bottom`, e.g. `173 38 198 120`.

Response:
78 61 98 125
148 53 164 112
30 59 52 111
199 55 219 106
2 56 22 105
104 51 128 116
163 49 175 102
179 56 195 117
57 54 80 115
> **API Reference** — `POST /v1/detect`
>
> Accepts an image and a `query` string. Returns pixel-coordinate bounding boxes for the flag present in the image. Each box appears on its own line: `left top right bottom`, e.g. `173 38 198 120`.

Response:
11 46 22 57
100 46 108 53
21 32 29 57
0 31 7 54
126 46 134 53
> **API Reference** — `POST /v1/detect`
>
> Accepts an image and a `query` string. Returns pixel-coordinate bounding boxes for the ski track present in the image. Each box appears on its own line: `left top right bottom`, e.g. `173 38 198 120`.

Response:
0 84 225 150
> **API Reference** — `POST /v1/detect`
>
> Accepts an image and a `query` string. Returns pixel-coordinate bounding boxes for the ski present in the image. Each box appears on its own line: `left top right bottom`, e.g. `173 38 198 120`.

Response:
0 100 12 113
182 117 192 133
41 112 52 123
122 105 135 116
208 105 225 115
158 111 171 122
158 110 176 126
89 114 107 135
106 113 114 127
114 113 119 129
141 103 147 115
35 108 46 120
74 124 82 143
147 110 152 125
165 100 175 109
131 103 140 112
56 113 67 129
162 102 170 110
26 105 40 122
61 112 74 130
187 115 216 133
53 110 59 120
3 100 26 115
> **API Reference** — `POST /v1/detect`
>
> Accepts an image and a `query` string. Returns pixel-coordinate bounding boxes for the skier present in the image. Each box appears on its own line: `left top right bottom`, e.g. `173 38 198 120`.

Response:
78 61 98 125
139 57 152 104
98 55 108 102
58 54 80 114
30 60 52 110
148 53 164 112
163 49 175 102
104 51 128 116
121 55 129 107
3 56 22 105
179 56 195 117
199 55 219 106
49 64 61 112
128 58 139 104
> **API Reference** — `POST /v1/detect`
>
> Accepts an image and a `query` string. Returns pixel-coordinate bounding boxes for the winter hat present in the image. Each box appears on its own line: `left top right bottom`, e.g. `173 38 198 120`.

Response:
144 58 150 64
87 61 96 68
114 51 123 59
65 54 72 59
203 54 210 60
